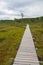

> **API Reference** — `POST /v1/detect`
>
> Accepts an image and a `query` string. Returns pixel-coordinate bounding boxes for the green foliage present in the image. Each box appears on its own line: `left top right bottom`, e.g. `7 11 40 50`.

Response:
15 16 43 24
0 24 26 65
29 23 43 65
0 16 43 65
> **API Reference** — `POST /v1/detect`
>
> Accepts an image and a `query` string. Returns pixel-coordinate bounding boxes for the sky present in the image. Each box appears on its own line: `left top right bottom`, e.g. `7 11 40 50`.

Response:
0 0 43 20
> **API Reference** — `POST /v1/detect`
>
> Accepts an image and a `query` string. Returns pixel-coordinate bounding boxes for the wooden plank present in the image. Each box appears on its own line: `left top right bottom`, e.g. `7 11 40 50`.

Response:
13 24 40 65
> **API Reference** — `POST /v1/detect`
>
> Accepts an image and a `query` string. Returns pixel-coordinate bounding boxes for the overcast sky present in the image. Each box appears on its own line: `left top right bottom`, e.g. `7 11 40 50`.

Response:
0 0 43 20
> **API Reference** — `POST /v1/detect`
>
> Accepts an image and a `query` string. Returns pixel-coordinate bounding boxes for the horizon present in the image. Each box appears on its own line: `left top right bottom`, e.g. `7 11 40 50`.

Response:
0 0 43 20
0 16 43 20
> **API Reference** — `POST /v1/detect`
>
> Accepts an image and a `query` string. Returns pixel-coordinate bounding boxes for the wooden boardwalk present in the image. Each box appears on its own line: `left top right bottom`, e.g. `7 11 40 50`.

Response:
13 24 40 65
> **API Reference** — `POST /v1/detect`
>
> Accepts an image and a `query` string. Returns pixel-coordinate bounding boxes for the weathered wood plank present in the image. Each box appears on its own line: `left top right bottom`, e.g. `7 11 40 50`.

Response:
13 24 40 65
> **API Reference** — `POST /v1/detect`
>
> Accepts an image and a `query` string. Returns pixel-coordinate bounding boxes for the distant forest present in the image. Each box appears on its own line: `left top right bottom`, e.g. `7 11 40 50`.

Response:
0 16 43 25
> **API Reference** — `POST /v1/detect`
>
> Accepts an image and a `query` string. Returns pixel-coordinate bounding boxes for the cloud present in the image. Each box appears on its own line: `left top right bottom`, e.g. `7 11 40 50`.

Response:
0 0 43 20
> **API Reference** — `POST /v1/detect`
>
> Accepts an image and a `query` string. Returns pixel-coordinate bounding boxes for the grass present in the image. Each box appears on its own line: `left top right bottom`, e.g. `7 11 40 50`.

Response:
0 24 26 65
29 23 43 65
0 17 43 65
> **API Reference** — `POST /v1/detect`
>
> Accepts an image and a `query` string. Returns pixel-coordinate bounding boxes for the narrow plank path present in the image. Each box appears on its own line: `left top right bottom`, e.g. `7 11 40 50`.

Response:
13 24 40 65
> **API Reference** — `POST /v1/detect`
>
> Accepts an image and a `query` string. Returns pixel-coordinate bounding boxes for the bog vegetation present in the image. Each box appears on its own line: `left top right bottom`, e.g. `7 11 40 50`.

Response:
0 16 43 65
